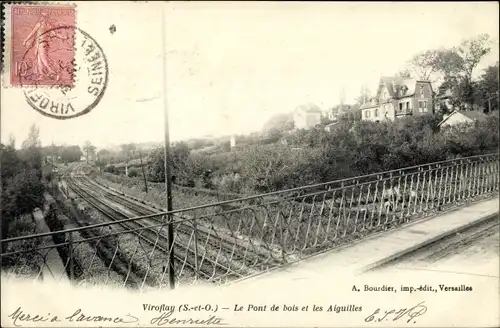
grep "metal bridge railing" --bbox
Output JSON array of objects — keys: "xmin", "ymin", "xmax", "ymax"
[{"xmin": 1, "ymin": 153, "xmax": 498, "ymax": 289}]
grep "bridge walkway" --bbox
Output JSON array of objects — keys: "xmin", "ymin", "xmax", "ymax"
[{"xmin": 228, "ymin": 197, "xmax": 499, "ymax": 288}]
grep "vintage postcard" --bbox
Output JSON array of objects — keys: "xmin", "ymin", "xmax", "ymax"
[{"xmin": 1, "ymin": 1, "xmax": 499, "ymax": 327}]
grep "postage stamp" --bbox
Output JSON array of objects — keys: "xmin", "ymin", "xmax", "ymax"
[
  {"xmin": 4, "ymin": 3, "xmax": 77, "ymax": 88},
  {"xmin": 23, "ymin": 26, "xmax": 109, "ymax": 119},
  {"xmin": 2, "ymin": 3, "xmax": 108, "ymax": 119}
]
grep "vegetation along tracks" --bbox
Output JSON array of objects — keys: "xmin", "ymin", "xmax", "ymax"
[
  {"xmin": 76, "ymin": 177, "xmax": 282, "ymax": 275},
  {"xmin": 67, "ymin": 177, "xmax": 244, "ymax": 283}
]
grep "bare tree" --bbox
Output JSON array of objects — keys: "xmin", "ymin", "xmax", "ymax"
[
  {"xmin": 22, "ymin": 124, "xmax": 41, "ymax": 149},
  {"xmin": 7, "ymin": 134, "xmax": 15, "ymax": 148},
  {"xmin": 396, "ymin": 69, "xmax": 412, "ymax": 78},
  {"xmin": 407, "ymin": 34, "xmax": 493, "ymax": 108},
  {"xmin": 455, "ymin": 33, "xmax": 493, "ymax": 85},
  {"xmin": 355, "ymin": 84, "xmax": 371, "ymax": 105}
]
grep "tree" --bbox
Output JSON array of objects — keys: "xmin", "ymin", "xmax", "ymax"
[
  {"xmin": 475, "ymin": 62, "xmax": 499, "ymax": 112},
  {"xmin": 147, "ymin": 142, "xmax": 191, "ymax": 183},
  {"xmin": 8, "ymin": 134, "xmax": 15, "ymax": 148},
  {"xmin": 447, "ymin": 34, "xmax": 493, "ymax": 108},
  {"xmin": 407, "ymin": 48, "xmax": 460, "ymax": 86},
  {"xmin": 18, "ymin": 124, "xmax": 42, "ymax": 172},
  {"xmin": 61, "ymin": 145, "xmax": 83, "ymax": 163},
  {"xmin": 21, "ymin": 124, "xmax": 41, "ymax": 149},
  {"xmin": 262, "ymin": 113, "xmax": 294, "ymax": 133},
  {"xmin": 97, "ymin": 149, "xmax": 110, "ymax": 164},
  {"xmin": 455, "ymin": 34, "xmax": 493, "ymax": 85},
  {"xmin": 397, "ymin": 69, "xmax": 412, "ymax": 78},
  {"xmin": 409, "ymin": 34, "xmax": 493, "ymax": 109},
  {"xmin": 264, "ymin": 127, "xmax": 284, "ymax": 142},
  {"xmin": 407, "ymin": 49, "xmax": 441, "ymax": 81},
  {"xmin": 1, "ymin": 142, "xmax": 46, "ymax": 251},
  {"xmin": 0, "ymin": 144, "xmax": 22, "ymax": 182},
  {"xmin": 120, "ymin": 143, "xmax": 136, "ymax": 161},
  {"xmin": 355, "ymin": 84, "xmax": 372, "ymax": 105}
]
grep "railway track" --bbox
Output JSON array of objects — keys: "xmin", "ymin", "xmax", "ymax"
[
  {"xmin": 75, "ymin": 177, "xmax": 282, "ymax": 272},
  {"xmin": 53, "ymin": 194, "xmax": 152, "ymax": 288},
  {"xmin": 67, "ymin": 177, "xmax": 246, "ymax": 283}
]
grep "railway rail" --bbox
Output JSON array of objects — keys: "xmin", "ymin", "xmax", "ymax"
[
  {"xmin": 67, "ymin": 178, "xmax": 242, "ymax": 283},
  {"xmin": 75, "ymin": 176, "xmax": 283, "ymax": 270},
  {"xmin": 2, "ymin": 154, "xmax": 498, "ymax": 290}
]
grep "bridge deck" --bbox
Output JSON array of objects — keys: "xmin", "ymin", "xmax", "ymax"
[
  {"xmin": 33, "ymin": 209, "xmax": 69, "ymax": 283},
  {"xmin": 228, "ymin": 197, "xmax": 499, "ymax": 288}
]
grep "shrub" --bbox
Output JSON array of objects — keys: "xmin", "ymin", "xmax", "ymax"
[
  {"xmin": 140, "ymin": 113, "xmax": 499, "ymax": 194},
  {"xmin": 127, "ymin": 168, "xmax": 138, "ymax": 178},
  {"xmin": 104, "ymin": 165, "xmax": 117, "ymax": 174}
]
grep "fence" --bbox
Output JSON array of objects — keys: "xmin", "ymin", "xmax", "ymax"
[{"xmin": 1, "ymin": 153, "xmax": 498, "ymax": 290}]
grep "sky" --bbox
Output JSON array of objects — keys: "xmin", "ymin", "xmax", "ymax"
[{"xmin": 1, "ymin": 1, "xmax": 499, "ymax": 149}]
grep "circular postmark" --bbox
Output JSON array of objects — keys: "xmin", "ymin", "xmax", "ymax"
[{"xmin": 20, "ymin": 26, "xmax": 108, "ymax": 120}]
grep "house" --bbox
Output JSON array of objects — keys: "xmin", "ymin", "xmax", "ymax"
[
  {"xmin": 327, "ymin": 105, "xmax": 350, "ymax": 121},
  {"xmin": 435, "ymin": 88, "xmax": 455, "ymax": 113},
  {"xmin": 361, "ymin": 76, "xmax": 434, "ymax": 122},
  {"xmin": 437, "ymin": 110, "xmax": 487, "ymax": 129},
  {"xmin": 293, "ymin": 104, "xmax": 322, "ymax": 129},
  {"xmin": 230, "ymin": 135, "xmax": 236, "ymax": 149},
  {"xmin": 81, "ymin": 153, "xmax": 96, "ymax": 163},
  {"xmin": 324, "ymin": 120, "xmax": 340, "ymax": 132}
]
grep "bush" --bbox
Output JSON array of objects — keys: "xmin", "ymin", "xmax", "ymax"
[
  {"xmin": 127, "ymin": 168, "xmax": 138, "ymax": 178},
  {"xmin": 140, "ymin": 113, "xmax": 499, "ymax": 194},
  {"xmin": 212, "ymin": 173, "xmax": 244, "ymax": 193},
  {"xmin": 104, "ymin": 165, "xmax": 117, "ymax": 174}
]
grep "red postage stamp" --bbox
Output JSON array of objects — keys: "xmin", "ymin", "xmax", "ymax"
[{"xmin": 5, "ymin": 4, "xmax": 76, "ymax": 87}]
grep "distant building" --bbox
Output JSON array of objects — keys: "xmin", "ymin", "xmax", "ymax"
[
  {"xmin": 324, "ymin": 121, "xmax": 340, "ymax": 132},
  {"xmin": 435, "ymin": 88, "xmax": 455, "ymax": 113},
  {"xmin": 41, "ymin": 162, "xmax": 56, "ymax": 181},
  {"xmin": 361, "ymin": 76, "xmax": 434, "ymax": 122},
  {"xmin": 293, "ymin": 105, "xmax": 322, "ymax": 129},
  {"xmin": 438, "ymin": 110, "xmax": 487, "ymax": 129},
  {"xmin": 230, "ymin": 135, "xmax": 236, "ymax": 149},
  {"xmin": 327, "ymin": 105, "xmax": 350, "ymax": 121},
  {"xmin": 81, "ymin": 154, "xmax": 96, "ymax": 163}
]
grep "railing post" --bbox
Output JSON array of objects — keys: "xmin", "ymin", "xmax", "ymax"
[
  {"xmin": 193, "ymin": 219, "xmax": 200, "ymax": 280},
  {"xmin": 280, "ymin": 212, "xmax": 286, "ymax": 263},
  {"xmin": 68, "ymin": 231, "xmax": 74, "ymax": 281}
]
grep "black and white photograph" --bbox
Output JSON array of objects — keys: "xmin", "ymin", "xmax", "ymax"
[{"xmin": 1, "ymin": 2, "xmax": 499, "ymax": 327}]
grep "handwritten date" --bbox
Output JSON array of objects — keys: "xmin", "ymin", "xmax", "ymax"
[{"xmin": 364, "ymin": 301, "xmax": 428, "ymax": 324}]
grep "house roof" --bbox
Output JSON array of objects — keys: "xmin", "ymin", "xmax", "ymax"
[
  {"xmin": 295, "ymin": 104, "xmax": 322, "ymax": 114},
  {"xmin": 460, "ymin": 110, "xmax": 487, "ymax": 120},
  {"xmin": 436, "ymin": 88, "xmax": 453, "ymax": 99},
  {"xmin": 325, "ymin": 121, "xmax": 339, "ymax": 127},
  {"xmin": 360, "ymin": 102, "xmax": 378, "ymax": 110},
  {"xmin": 438, "ymin": 110, "xmax": 487, "ymax": 127},
  {"xmin": 379, "ymin": 76, "xmax": 431, "ymax": 99}
]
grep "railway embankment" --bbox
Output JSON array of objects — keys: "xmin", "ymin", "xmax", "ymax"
[{"xmin": 32, "ymin": 194, "xmax": 68, "ymax": 283}]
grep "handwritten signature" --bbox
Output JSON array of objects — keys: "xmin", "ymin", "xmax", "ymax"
[
  {"xmin": 150, "ymin": 311, "xmax": 225, "ymax": 326},
  {"xmin": 364, "ymin": 301, "xmax": 428, "ymax": 324},
  {"xmin": 8, "ymin": 307, "xmax": 139, "ymax": 327}
]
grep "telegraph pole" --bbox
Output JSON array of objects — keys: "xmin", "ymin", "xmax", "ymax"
[
  {"xmin": 139, "ymin": 150, "xmax": 149, "ymax": 193},
  {"xmin": 162, "ymin": 4, "xmax": 175, "ymax": 290}
]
